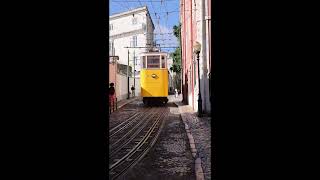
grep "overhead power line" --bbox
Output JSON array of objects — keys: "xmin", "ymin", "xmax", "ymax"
[
  {"xmin": 124, "ymin": 46, "xmax": 179, "ymax": 48},
  {"xmin": 110, "ymin": 0, "xmax": 181, "ymax": 49},
  {"xmin": 113, "ymin": 0, "xmax": 176, "ymax": 2}
]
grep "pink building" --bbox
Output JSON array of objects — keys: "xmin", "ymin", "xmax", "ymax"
[
  {"xmin": 109, "ymin": 59, "xmax": 117, "ymax": 97},
  {"xmin": 180, "ymin": 0, "xmax": 211, "ymax": 114}
]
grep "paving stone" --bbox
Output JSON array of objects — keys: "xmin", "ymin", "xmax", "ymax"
[
  {"xmin": 124, "ymin": 101, "xmax": 195, "ymax": 180},
  {"xmin": 175, "ymin": 100, "xmax": 213, "ymax": 180}
]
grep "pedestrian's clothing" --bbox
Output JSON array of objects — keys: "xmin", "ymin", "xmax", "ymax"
[
  {"xmin": 131, "ymin": 86, "xmax": 135, "ymax": 97},
  {"xmin": 175, "ymin": 89, "xmax": 178, "ymax": 98},
  {"xmin": 109, "ymin": 86, "xmax": 115, "ymax": 96},
  {"xmin": 109, "ymin": 86, "xmax": 116, "ymax": 107},
  {"xmin": 109, "ymin": 95, "xmax": 115, "ymax": 106}
]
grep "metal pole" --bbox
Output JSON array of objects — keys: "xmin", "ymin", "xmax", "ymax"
[
  {"xmin": 197, "ymin": 52, "xmax": 202, "ymax": 117},
  {"xmin": 127, "ymin": 49, "xmax": 130, "ymax": 99},
  {"xmin": 133, "ymin": 50, "xmax": 135, "ymax": 97},
  {"xmin": 115, "ymin": 57, "xmax": 117, "ymax": 105},
  {"xmin": 180, "ymin": 27, "xmax": 183, "ymax": 102}
]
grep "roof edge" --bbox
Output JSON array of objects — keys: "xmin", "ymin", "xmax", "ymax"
[
  {"xmin": 110, "ymin": 6, "xmax": 155, "ymax": 30},
  {"xmin": 110, "ymin": 6, "xmax": 147, "ymax": 19}
]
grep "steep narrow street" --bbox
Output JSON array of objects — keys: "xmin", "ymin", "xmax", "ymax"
[
  {"xmin": 108, "ymin": 95, "xmax": 213, "ymax": 180},
  {"xmin": 109, "ymin": 1, "xmax": 213, "ymax": 179},
  {"xmin": 124, "ymin": 101, "xmax": 196, "ymax": 180}
]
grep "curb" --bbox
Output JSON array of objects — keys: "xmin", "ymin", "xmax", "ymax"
[{"xmin": 174, "ymin": 102, "xmax": 205, "ymax": 180}]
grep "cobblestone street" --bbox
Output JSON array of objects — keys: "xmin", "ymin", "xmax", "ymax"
[
  {"xmin": 108, "ymin": 95, "xmax": 213, "ymax": 180},
  {"xmin": 125, "ymin": 101, "xmax": 195, "ymax": 180}
]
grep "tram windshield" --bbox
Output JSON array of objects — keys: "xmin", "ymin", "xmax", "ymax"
[
  {"xmin": 141, "ymin": 54, "xmax": 167, "ymax": 69},
  {"xmin": 147, "ymin": 56, "xmax": 160, "ymax": 68}
]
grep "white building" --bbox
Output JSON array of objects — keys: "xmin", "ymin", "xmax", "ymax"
[
  {"xmin": 109, "ymin": 6, "xmax": 155, "ymax": 73},
  {"xmin": 109, "ymin": 6, "xmax": 155, "ymax": 100}
]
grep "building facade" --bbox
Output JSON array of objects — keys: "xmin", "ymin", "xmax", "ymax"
[
  {"xmin": 167, "ymin": 56, "xmax": 174, "ymax": 93},
  {"xmin": 110, "ymin": 6, "xmax": 155, "ymax": 72},
  {"xmin": 109, "ymin": 6, "xmax": 155, "ymax": 100},
  {"xmin": 180, "ymin": 0, "xmax": 211, "ymax": 114}
]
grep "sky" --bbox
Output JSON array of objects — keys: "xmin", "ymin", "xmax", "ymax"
[{"xmin": 109, "ymin": 0, "xmax": 180, "ymax": 53}]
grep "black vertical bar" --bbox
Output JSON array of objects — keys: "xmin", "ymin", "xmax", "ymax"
[
  {"xmin": 197, "ymin": 53, "xmax": 202, "ymax": 117},
  {"xmin": 127, "ymin": 49, "xmax": 130, "ymax": 99}
]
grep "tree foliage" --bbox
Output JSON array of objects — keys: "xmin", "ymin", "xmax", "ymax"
[
  {"xmin": 170, "ymin": 23, "xmax": 182, "ymax": 73},
  {"xmin": 173, "ymin": 24, "xmax": 181, "ymax": 41}
]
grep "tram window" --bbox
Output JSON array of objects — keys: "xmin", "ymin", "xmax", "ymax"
[
  {"xmin": 161, "ymin": 56, "xmax": 165, "ymax": 68},
  {"xmin": 142, "ymin": 56, "xmax": 146, "ymax": 68},
  {"xmin": 147, "ymin": 56, "xmax": 160, "ymax": 68}
]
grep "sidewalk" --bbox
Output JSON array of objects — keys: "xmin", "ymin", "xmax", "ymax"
[
  {"xmin": 116, "ymin": 96, "xmax": 140, "ymax": 109},
  {"xmin": 173, "ymin": 95, "xmax": 214, "ymax": 180}
]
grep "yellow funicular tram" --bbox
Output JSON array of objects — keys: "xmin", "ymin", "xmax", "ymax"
[{"xmin": 140, "ymin": 51, "xmax": 169, "ymax": 105}]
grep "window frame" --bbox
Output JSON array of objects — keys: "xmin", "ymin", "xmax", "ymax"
[
  {"xmin": 141, "ymin": 54, "xmax": 167, "ymax": 69},
  {"xmin": 131, "ymin": 36, "xmax": 137, "ymax": 47},
  {"xmin": 161, "ymin": 55, "xmax": 166, "ymax": 69},
  {"xmin": 146, "ymin": 55, "xmax": 160, "ymax": 69},
  {"xmin": 142, "ymin": 56, "xmax": 146, "ymax": 69}
]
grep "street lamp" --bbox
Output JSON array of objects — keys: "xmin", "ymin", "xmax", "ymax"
[{"xmin": 193, "ymin": 41, "xmax": 202, "ymax": 117}]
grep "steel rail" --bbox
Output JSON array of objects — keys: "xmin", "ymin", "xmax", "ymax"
[
  {"xmin": 109, "ymin": 107, "xmax": 168, "ymax": 179},
  {"xmin": 109, "ymin": 107, "xmax": 161, "ymax": 156},
  {"xmin": 109, "ymin": 107, "xmax": 151, "ymax": 137}
]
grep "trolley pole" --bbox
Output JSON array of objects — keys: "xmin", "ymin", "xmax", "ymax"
[{"xmin": 127, "ymin": 49, "xmax": 130, "ymax": 99}]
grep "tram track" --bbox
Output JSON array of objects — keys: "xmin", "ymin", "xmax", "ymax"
[
  {"xmin": 109, "ymin": 108, "xmax": 161, "ymax": 155},
  {"xmin": 109, "ymin": 107, "xmax": 152, "ymax": 138},
  {"xmin": 109, "ymin": 105, "xmax": 147, "ymax": 131},
  {"xmin": 109, "ymin": 106, "xmax": 168, "ymax": 180}
]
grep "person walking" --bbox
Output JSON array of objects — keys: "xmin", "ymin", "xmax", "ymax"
[
  {"xmin": 175, "ymin": 88, "xmax": 178, "ymax": 98},
  {"xmin": 109, "ymin": 83, "xmax": 116, "ymax": 111},
  {"xmin": 131, "ymin": 85, "xmax": 135, "ymax": 97}
]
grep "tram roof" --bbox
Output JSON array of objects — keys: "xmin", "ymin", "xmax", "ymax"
[{"xmin": 139, "ymin": 52, "xmax": 168, "ymax": 56}]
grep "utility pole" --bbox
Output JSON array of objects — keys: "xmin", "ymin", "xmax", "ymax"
[
  {"xmin": 127, "ymin": 49, "xmax": 130, "ymax": 99},
  {"xmin": 133, "ymin": 50, "xmax": 135, "ymax": 92}
]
